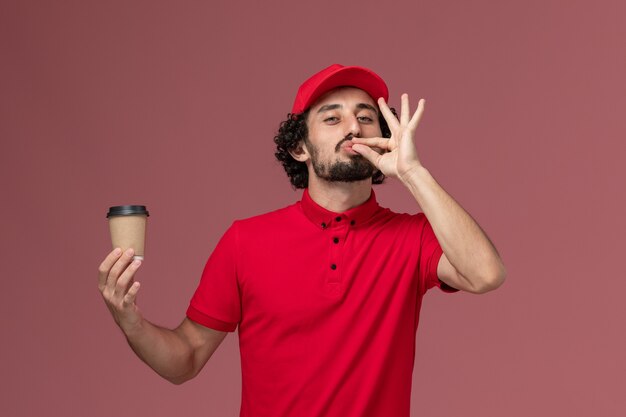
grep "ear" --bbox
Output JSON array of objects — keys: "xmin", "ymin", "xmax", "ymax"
[{"xmin": 288, "ymin": 141, "xmax": 310, "ymax": 162}]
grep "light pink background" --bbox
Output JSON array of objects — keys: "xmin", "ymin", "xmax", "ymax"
[{"xmin": 2, "ymin": 1, "xmax": 625, "ymax": 416}]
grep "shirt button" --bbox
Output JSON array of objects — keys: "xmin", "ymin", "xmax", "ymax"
[
  {"xmin": 350, "ymin": 220, "xmax": 356, "ymax": 226},
  {"xmin": 335, "ymin": 216, "xmax": 342, "ymax": 222},
  {"xmin": 330, "ymin": 264, "xmax": 337, "ymax": 270},
  {"xmin": 321, "ymin": 222, "xmax": 327, "ymax": 229},
  {"xmin": 333, "ymin": 237, "xmax": 339, "ymax": 244}
]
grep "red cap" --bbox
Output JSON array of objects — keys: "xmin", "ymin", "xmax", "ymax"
[{"xmin": 291, "ymin": 64, "xmax": 389, "ymax": 114}]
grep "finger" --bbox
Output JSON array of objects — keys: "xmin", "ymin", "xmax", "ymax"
[
  {"xmin": 98, "ymin": 248, "xmax": 123, "ymax": 291},
  {"xmin": 106, "ymin": 248, "xmax": 135, "ymax": 290},
  {"xmin": 408, "ymin": 99, "xmax": 425, "ymax": 130},
  {"xmin": 400, "ymin": 94, "xmax": 410, "ymax": 125},
  {"xmin": 114, "ymin": 259, "xmax": 142, "ymax": 298},
  {"xmin": 351, "ymin": 143, "xmax": 382, "ymax": 166},
  {"xmin": 123, "ymin": 282, "xmax": 141, "ymax": 306},
  {"xmin": 377, "ymin": 97, "xmax": 400, "ymax": 131},
  {"xmin": 351, "ymin": 137, "xmax": 392, "ymax": 150}
]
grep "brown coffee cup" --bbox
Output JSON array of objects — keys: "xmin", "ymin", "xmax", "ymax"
[{"xmin": 106, "ymin": 205, "xmax": 150, "ymax": 261}]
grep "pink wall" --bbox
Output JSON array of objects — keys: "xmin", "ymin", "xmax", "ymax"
[{"xmin": 2, "ymin": 0, "xmax": 625, "ymax": 416}]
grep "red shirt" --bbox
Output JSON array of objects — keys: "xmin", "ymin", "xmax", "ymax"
[{"xmin": 187, "ymin": 188, "xmax": 457, "ymax": 417}]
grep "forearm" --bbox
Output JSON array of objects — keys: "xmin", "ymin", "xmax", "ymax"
[
  {"xmin": 401, "ymin": 166, "xmax": 506, "ymax": 287},
  {"xmin": 123, "ymin": 319, "xmax": 195, "ymax": 384}
]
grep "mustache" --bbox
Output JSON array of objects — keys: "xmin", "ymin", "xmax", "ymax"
[{"xmin": 335, "ymin": 133, "xmax": 358, "ymax": 152}]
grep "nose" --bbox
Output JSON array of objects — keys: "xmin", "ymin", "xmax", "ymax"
[{"xmin": 346, "ymin": 114, "xmax": 361, "ymax": 138}]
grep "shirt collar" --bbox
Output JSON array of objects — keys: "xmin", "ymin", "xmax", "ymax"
[{"xmin": 299, "ymin": 187, "xmax": 381, "ymax": 229}]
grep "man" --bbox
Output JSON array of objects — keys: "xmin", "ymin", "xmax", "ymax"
[{"xmin": 98, "ymin": 64, "xmax": 506, "ymax": 417}]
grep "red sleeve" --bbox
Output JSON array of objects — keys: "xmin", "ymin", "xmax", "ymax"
[
  {"xmin": 186, "ymin": 222, "xmax": 242, "ymax": 332},
  {"xmin": 419, "ymin": 215, "xmax": 459, "ymax": 294}
]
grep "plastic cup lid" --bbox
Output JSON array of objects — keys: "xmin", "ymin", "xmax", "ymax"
[{"xmin": 106, "ymin": 205, "xmax": 150, "ymax": 218}]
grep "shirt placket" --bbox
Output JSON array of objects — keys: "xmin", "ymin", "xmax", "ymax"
[{"xmin": 326, "ymin": 214, "xmax": 353, "ymax": 287}]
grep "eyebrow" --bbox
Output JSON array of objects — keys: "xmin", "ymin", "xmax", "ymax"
[{"xmin": 316, "ymin": 103, "xmax": 379, "ymax": 115}]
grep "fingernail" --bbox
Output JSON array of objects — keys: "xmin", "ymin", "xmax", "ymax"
[
  {"xmin": 133, "ymin": 260, "xmax": 142, "ymax": 267},
  {"xmin": 125, "ymin": 248, "xmax": 134, "ymax": 256},
  {"xmin": 113, "ymin": 248, "xmax": 121, "ymax": 256}
]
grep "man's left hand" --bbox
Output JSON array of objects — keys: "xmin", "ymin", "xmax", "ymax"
[{"xmin": 351, "ymin": 94, "xmax": 425, "ymax": 182}]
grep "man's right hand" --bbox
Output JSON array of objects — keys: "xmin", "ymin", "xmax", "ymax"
[
  {"xmin": 98, "ymin": 248, "xmax": 144, "ymax": 334},
  {"xmin": 96, "ymin": 247, "xmax": 229, "ymax": 384}
]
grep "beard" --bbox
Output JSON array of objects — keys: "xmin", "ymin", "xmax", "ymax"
[{"xmin": 306, "ymin": 137, "xmax": 376, "ymax": 182}]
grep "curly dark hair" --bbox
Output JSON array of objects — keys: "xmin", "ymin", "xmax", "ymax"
[{"xmin": 273, "ymin": 106, "xmax": 398, "ymax": 189}]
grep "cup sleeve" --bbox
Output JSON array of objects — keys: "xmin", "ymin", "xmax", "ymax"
[
  {"xmin": 187, "ymin": 222, "xmax": 242, "ymax": 332},
  {"xmin": 419, "ymin": 215, "xmax": 459, "ymax": 294}
]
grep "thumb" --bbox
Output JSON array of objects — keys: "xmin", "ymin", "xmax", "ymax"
[{"xmin": 352, "ymin": 144, "xmax": 381, "ymax": 167}]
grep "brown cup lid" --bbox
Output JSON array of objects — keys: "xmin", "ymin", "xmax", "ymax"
[{"xmin": 106, "ymin": 205, "xmax": 150, "ymax": 218}]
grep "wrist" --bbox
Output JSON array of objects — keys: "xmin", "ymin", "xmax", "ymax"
[
  {"xmin": 400, "ymin": 164, "xmax": 430, "ymax": 188},
  {"xmin": 120, "ymin": 315, "xmax": 145, "ymax": 339}
]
